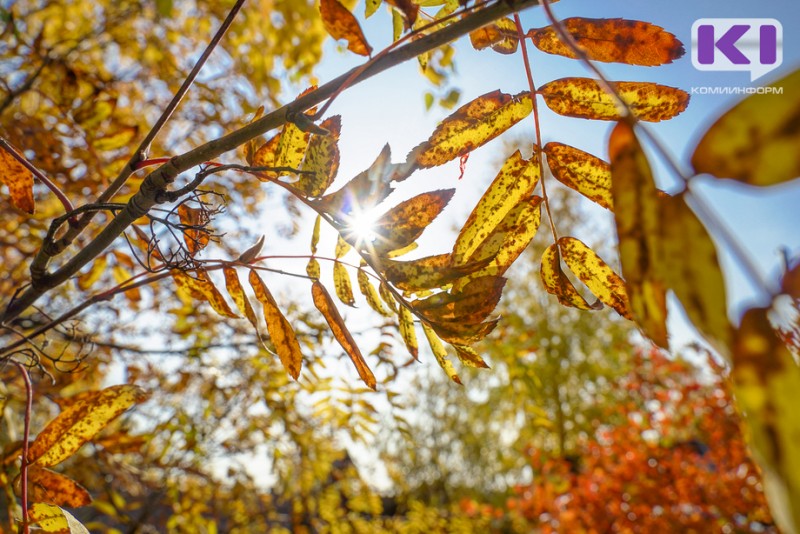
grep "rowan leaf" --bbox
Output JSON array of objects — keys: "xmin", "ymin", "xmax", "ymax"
[
  {"xmin": 659, "ymin": 195, "xmax": 731, "ymax": 350},
  {"xmin": 419, "ymin": 323, "xmax": 459, "ymax": 384},
  {"xmin": 25, "ymin": 465, "xmax": 92, "ymax": 508},
  {"xmin": 28, "ymin": 385, "xmax": 147, "ymax": 467},
  {"xmin": 319, "ymin": 0, "xmax": 372, "ymax": 56},
  {"xmin": 469, "ymin": 16, "xmax": 518, "ymax": 55},
  {"xmin": 539, "ymin": 78, "xmax": 689, "ymax": 122},
  {"xmin": 692, "ymin": 69, "xmax": 800, "ymax": 186},
  {"xmin": 311, "ymin": 215, "xmax": 322, "ymax": 255},
  {"xmin": 112, "ymin": 264, "xmax": 141, "ymax": 303},
  {"xmin": 223, "ymin": 267, "xmax": 258, "ymax": 329},
  {"xmin": 92, "ymin": 126, "xmax": 137, "ymax": 151},
  {"xmin": 544, "ymin": 142, "xmax": 612, "ymax": 210},
  {"xmin": 379, "ymin": 281, "xmax": 399, "ymax": 313},
  {"xmin": 0, "ymin": 143, "xmax": 35, "ymax": 213},
  {"xmin": 430, "ymin": 318, "xmax": 499, "ymax": 346},
  {"xmin": 311, "ymin": 281, "xmax": 376, "ymax": 389},
  {"xmin": 370, "ymin": 189, "xmax": 455, "ymax": 254},
  {"xmin": 528, "ymin": 18, "xmax": 684, "ymax": 66},
  {"xmin": 297, "ymin": 115, "xmax": 341, "ymax": 197},
  {"xmin": 414, "ymin": 275, "xmax": 505, "ymax": 326},
  {"xmin": 540, "ymin": 243, "xmax": 598, "ymax": 310},
  {"xmin": 333, "ymin": 262, "xmax": 356, "ymax": 306},
  {"xmin": 452, "ymin": 150, "xmax": 540, "ymax": 265},
  {"xmin": 249, "ymin": 270, "xmax": 303, "ymax": 379},
  {"xmin": 558, "ymin": 236, "xmax": 632, "ymax": 319},
  {"xmin": 306, "ymin": 258, "xmax": 321, "ymax": 280},
  {"xmin": 385, "ymin": 0, "xmax": 419, "ymax": 28},
  {"xmin": 177, "ymin": 204, "xmax": 210, "ymax": 255},
  {"xmin": 609, "ymin": 121, "xmax": 668, "ymax": 347},
  {"xmin": 365, "ymin": 0, "xmax": 381, "ymax": 18},
  {"xmin": 77, "ymin": 255, "xmax": 108, "ymax": 291},
  {"xmin": 274, "ymin": 121, "xmax": 311, "ymax": 178},
  {"xmin": 384, "ymin": 253, "xmax": 490, "ymax": 293},
  {"xmin": 252, "ymin": 132, "xmax": 281, "ymax": 181},
  {"xmin": 414, "ymin": 90, "xmax": 532, "ymax": 168},
  {"xmin": 27, "ymin": 503, "xmax": 89, "ymax": 534},
  {"xmin": 171, "ymin": 269, "xmax": 239, "ymax": 319},
  {"xmin": 335, "ymin": 234, "xmax": 351, "ymax": 258},
  {"xmin": 357, "ymin": 264, "xmax": 390, "ymax": 316},
  {"xmin": 398, "ymin": 305, "xmax": 419, "ymax": 360},
  {"xmin": 452, "ymin": 344, "xmax": 489, "ymax": 369}
]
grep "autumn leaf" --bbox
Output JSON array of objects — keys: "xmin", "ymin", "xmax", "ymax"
[
  {"xmin": 297, "ymin": 115, "xmax": 342, "ymax": 197},
  {"xmin": 112, "ymin": 264, "xmax": 141, "ymax": 303},
  {"xmin": 398, "ymin": 305, "xmax": 419, "ymax": 360},
  {"xmin": 252, "ymin": 132, "xmax": 281, "ymax": 180},
  {"xmin": 249, "ymin": 270, "xmax": 303, "ymax": 379},
  {"xmin": 544, "ymin": 142, "xmax": 612, "ymax": 210},
  {"xmin": 384, "ymin": 253, "xmax": 490, "ymax": 293},
  {"xmin": 306, "ymin": 257, "xmax": 321, "ymax": 280},
  {"xmin": 27, "ymin": 385, "xmax": 148, "ymax": 467},
  {"xmin": 171, "ymin": 269, "xmax": 239, "ymax": 319},
  {"xmin": 692, "ymin": 68, "xmax": 800, "ymax": 186},
  {"xmin": 452, "ymin": 150, "xmax": 539, "ymax": 265},
  {"xmin": 177, "ymin": 204, "xmax": 210, "ymax": 255},
  {"xmin": 430, "ymin": 318, "xmax": 499, "ymax": 346},
  {"xmin": 452, "ymin": 344, "xmax": 489, "ymax": 369},
  {"xmin": 370, "ymin": 189, "xmax": 455, "ymax": 254},
  {"xmin": 223, "ymin": 267, "xmax": 258, "ymax": 329},
  {"xmin": 333, "ymin": 262, "xmax": 356, "ymax": 306},
  {"xmin": 311, "ymin": 281, "xmax": 377, "ymax": 389},
  {"xmin": 0, "ymin": 142, "xmax": 35, "ymax": 213},
  {"xmin": 25, "ymin": 465, "xmax": 92, "ymax": 508},
  {"xmin": 609, "ymin": 121, "xmax": 668, "ymax": 347},
  {"xmin": 558, "ymin": 236, "xmax": 632, "ymax": 319},
  {"xmin": 469, "ymin": 16, "xmax": 518, "ymax": 54},
  {"xmin": 357, "ymin": 263, "xmax": 390, "ymax": 316},
  {"xmin": 540, "ymin": 243, "xmax": 599, "ymax": 310},
  {"xmin": 659, "ymin": 195, "xmax": 731, "ymax": 350},
  {"xmin": 415, "ymin": 276, "xmax": 506, "ymax": 327},
  {"xmin": 385, "ymin": 0, "xmax": 418, "ymax": 29},
  {"xmin": 27, "ymin": 503, "xmax": 89, "ymax": 534},
  {"xmin": 311, "ymin": 215, "xmax": 322, "ymax": 255},
  {"xmin": 414, "ymin": 90, "xmax": 532, "ymax": 168},
  {"xmin": 77, "ymin": 255, "xmax": 108, "ymax": 291},
  {"xmin": 319, "ymin": 0, "xmax": 372, "ymax": 56},
  {"xmin": 539, "ymin": 78, "xmax": 689, "ymax": 122},
  {"xmin": 422, "ymin": 323, "xmax": 461, "ymax": 384},
  {"xmin": 92, "ymin": 125, "xmax": 137, "ymax": 151},
  {"xmin": 528, "ymin": 18, "xmax": 685, "ymax": 66}
]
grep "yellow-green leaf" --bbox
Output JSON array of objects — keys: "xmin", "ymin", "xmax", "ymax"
[
  {"xmin": 540, "ymin": 243, "xmax": 598, "ymax": 310},
  {"xmin": 422, "ymin": 323, "xmax": 461, "ymax": 384},
  {"xmin": 452, "ymin": 150, "xmax": 540, "ymax": 265},
  {"xmin": 692, "ymin": 68, "xmax": 800, "ymax": 186},
  {"xmin": 171, "ymin": 269, "xmax": 239, "ymax": 319},
  {"xmin": 249, "ymin": 270, "xmax": 303, "ymax": 379},
  {"xmin": 370, "ymin": 189, "xmax": 455, "ymax": 254},
  {"xmin": 539, "ymin": 78, "xmax": 689, "ymax": 122},
  {"xmin": 28, "ymin": 385, "xmax": 147, "ymax": 467},
  {"xmin": 544, "ymin": 142, "xmax": 612, "ymax": 210},
  {"xmin": 311, "ymin": 215, "xmax": 322, "ymax": 255},
  {"xmin": 92, "ymin": 126, "xmax": 137, "ymax": 151},
  {"xmin": 609, "ymin": 121, "xmax": 668, "ymax": 347},
  {"xmin": 0, "ymin": 143, "xmax": 35, "ymax": 213},
  {"xmin": 558, "ymin": 236, "xmax": 632, "ymax": 319},
  {"xmin": 528, "ymin": 17, "xmax": 685, "ymax": 66},
  {"xmin": 414, "ymin": 90, "xmax": 532, "ymax": 168},
  {"xmin": 365, "ymin": 0, "xmax": 381, "ymax": 18},
  {"xmin": 297, "ymin": 115, "xmax": 341, "ymax": 196},
  {"xmin": 223, "ymin": 267, "xmax": 258, "ymax": 329},
  {"xmin": 398, "ymin": 305, "xmax": 419, "ymax": 360},
  {"xmin": 28, "ymin": 503, "xmax": 89, "ymax": 534},
  {"xmin": 333, "ymin": 262, "xmax": 356, "ymax": 306},
  {"xmin": 26, "ymin": 465, "xmax": 92, "ymax": 508},
  {"xmin": 357, "ymin": 263, "xmax": 390, "ymax": 316},
  {"xmin": 312, "ymin": 281, "xmax": 376, "ymax": 389}
]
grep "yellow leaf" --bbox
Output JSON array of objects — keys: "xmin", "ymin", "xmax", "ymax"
[
  {"xmin": 431, "ymin": 318, "xmax": 499, "ymax": 346},
  {"xmin": 540, "ymin": 243, "xmax": 598, "ymax": 310},
  {"xmin": 422, "ymin": 323, "xmax": 461, "ymax": 384},
  {"xmin": 384, "ymin": 253, "xmax": 489, "ymax": 293},
  {"xmin": 92, "ymin": 126, "xmax": 138, "ymax": 151},
  {"xmin": 297, "ymin": 115, "xmax": 341, "ymax": 197},
  {"xmin": 379, "ymin": 281, "xmax": 399, "ymax": 313},
  {"xmin": 659, "ymin": 195, "xmax": 731, "ymax": 350},
  {"xmin": 77, "ymin": 255, "xmax": 108, "ymax": 291},
  {"xmin": 274, "ymin": 118, "xmax": 311, "ymax": 178},
  {"xmin": 452, "ymin": 344, "xmax": 489, "ymax": 368},
  {"xmin": 357, "ymin": 263, "xmax": 390, "ymax": 316},
  {"xmin": 558, "ymin": 236, "xmax": 632, "ymax": 319},
  {"xmin": 26, "ymin": 465, "xmax": 92, "ymax": 508},
  {"xmin": 452, "ymin": 150, "xmax": 540, "ymax": 265},
  {"xmin": 249, "ymin": 270, "xmax": 303, "ymax": 379},
  {"xmin": 311, "ymin": 281, "xmax": 377, "ymax": 389},
  {"xmin": 335, "ymin": 234, "xmax": 351, "ymax": 258},
  {"xmin": 414, "ymin": 276, "xmax": 505, "ymax": 326},
  {"xmin": 28, "ymin": 503, "xmax": 89, "ymax": 534},
  {"xmin": 414, "ymin": 90, "xmax": 532, "ymax": 168},
  {"xmin": 306, "ymin": 258, "xmax": 321, "ymax": 280},
  {"xmin": 171, "ymin": 269, "xmax": 238, "ymax": 319},
  {"xmin": 539, "ymin": 78, "xmax": 689, "ymax": 122},
  {"xmin": 223, "ymin": 267, "xmax": 258, "ymax": 329},
  {"xmin": 692, "ymin": 68, "xmax": 800, "ymax": 186},
  {"xmin": 177, "ymin": 204, "xmax": 210, "ymax": 255},
  {"xmin": 544, "ymin": 142, "xmax": 612, "ymax": 210},
  {"xmin": 365, "ymin": 0, "xmax": 381, "ymax": 18},
  {"xmin": 469, "ymin": 16, "xmax": 518, "ymax": 54},
  {"xmin": 252, "ymin": 132, "xmax": 281, "ymax": 181},
  {"xmin": 319, "ymin": 0, "xmax": 373, "ymax": 56},
  {"xmin": 528, "ymin": 17, "xmax": 685, "ymax": 66},
  {"xmin": 333, "ymin": 262, "xmax": 355, "ymax": 306},
  {"xmin": 609, "ymin": 121, "xmax": 668, "ymax": 347},
  {"xmin": 398, "ymin": 305, "xmax": 419, "ymax": 360},
  {"xmin": 370, "ymin": 189, "xmax": 454, "ymax": 254},
  {"xmin": 311, "ymin": 215, "xmax": 321, "ymax": 255},
  {"xmin": 112, "ymin": 264, "xmax": 141, "ymax": 303},
  {"xmin": 0, "ymin": 143, "xmax": 35, "ymax": 213},
  {"xmin": 28, "ymin": 385, "xmax": 147, "ymax": 467}
]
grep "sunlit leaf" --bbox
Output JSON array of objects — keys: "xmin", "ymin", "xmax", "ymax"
[
  {"xmin": 274, "ymin": 120, "xmax": 311, "ymax": 178},
  {"xmin": 357, "ymin": 263, "xmax": 390, "ymax": 316},
  {"xmin": 335, "ymin": 234, "xmax": 351, "ymax": 258},
  {"xmin": 539, "ymin": 78, "xmax": 689, "ymax": 122},
  {"xmin": 452, "ymin": 150, "xmax": 540, "ymax": 265},
  {"xmin": 452, "ymin": 344, "xmax": 489, "ymax": 369},
  {"xmin": 384, "ymin": 253, "xmax": 490, "ymax": 293},
  {"xmin": 365, "ymin": 0, "xmax": 381, "ymax": 18},
  {"xmin": 692, "ymin": 69, "xmax": 800, "ymax": 186},
  {"xmin": 27, "ymin": 503, "xmax": 89, "ymax": 534},
  {"xmin": 112, "ymin": 264, "xmax": 141, "ymax": 303},
  {"xmin": 223, "ymin": 267, "xmax": 258, "ymax": 329},
  {"xmin": 333, "ymin": 262, "xmax": 356, "ymax": 306},
  {"xmin": 171, "ymin": 269, "xmax": 239, "ymax": 319},
  {"xmin": 370, "ymin": 189, "xmax": 454, "ymax": 254},
  {"xmin": 528, "ymin": 18, "xmax": 685, "ymax": 66},
  {"xmin": 379, "ymin": 281, "xmax": 399, "ymax": 313},
  {"xmin": 319, "ymin": 0, "xmax": 373, "ymax": 56},
  {"xmin": 398, "ymin": 305, "xmax": 419, "ymax": 360},
  {"xmin": 77, "ymin": 255, "xmax": 108, "ymax": 291},
  {"xmin": 431, "ymin": 318, "xmax": 499, "ymax": 346},
  {"xmin": 177, "ymin": 204, "xmax": 210, "ymax": 255},
  {"xmin": 0, "ymin": 143, "xmax": 35, "ymax": 213},
  {"xmin": 25, "ymin": 465, "xmax": 92, "ymax": 508},
  {"xmin": 252, "ymin": 132, "xmax": 281, "ymax": 181},
  {"xmin": 92, "ymin": 126, "xmax": 137, "ymax": 151},
  {"xmin": 298, "ymin": 115, "xmax": 341, "ymax": 197},
  {"xmin": 311, "ymin": 215, "xmax": 321, "ymax": 255},
  {"xmin": 469, "ymin": 16, "xmax": 518, "ymax": 54},
  {"xmin": 540, "ymin": 243, "xmax": 598, "ymax": 310},
  {"xmin": 558, "ymin": 236, "xmax": 632, "ymax": 319},
  {"xmin": 609, "ymin": 121, "xmax": 668, "ymax": 347},
  {"xmin": 414, "ymin": 90, "xmax": 532, "ymax": 168},
  {"xmin": 422, "ymin": 323, "xmax": 461, "ymax": 384},
  {"xmin": 249, "ymin": 270, "xmax": 304, "ymax": 379},
  {"xmin": 414, "ymin": 275, "xmax": 505, "ymax": 326},
  {"xmin": 385, "ymin": 0, "xmax": 418, "ymax": 29},
  {"xmin": 544, "ymin": 142, "xmax": 612, "ymax": 210},
  {"xmin": 659, "ymin": 195, "xmax": 731, "ymax": 350},
  {"xmin": 306, "ymin": 257, "xmax": 321, "ymax": 280},
  {"xmin": 312, "ymin": 281, "xmax": 377, "ymax": 389},
  {"xmin": 28, "ymin": 385, "xmax": 147, "ymax": 467}
]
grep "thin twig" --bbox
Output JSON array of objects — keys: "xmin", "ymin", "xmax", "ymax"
[{"xmin": 10, "ymin": 361, "xmax": 32, "ymax": 534}]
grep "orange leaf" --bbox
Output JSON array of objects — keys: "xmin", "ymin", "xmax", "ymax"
[
  {"xmin": 528, "ymin": 17, "xmax": 684, "ymax": 66},
  {"xmin": 319, "ymin": 0, "xmax": 373, "ymax": 56},
  {"xmin": 369, "ymin": 189, "xmax": 455, "ymax": 254},
  {"xmin": 249, "ymin": 270, "xmax": 303, "ymax": 379},
  {"xmin": 177, "ymin": 204, "xmax": 210, "ymax": 255},
  {"xmin": 539, "ymin": 78, "xmax": 689, "ymax": 122},
  {"xmin": 223, "ymin": 267, "xmax": 258, "ymax": 329},
  {"xmin": 469, "ymin": 16, "xmax": 518, "ymax": 55},
  {"xmin": 25, "ymin": 465, "xmax": 92, "ymax": 508},
  {"xmin": 171, "ymin": 269, "xmax": 238, "ymax": 319},
  {"xmin": 0, "ymin": 143, "xmax": 35, "ymax": 213},
  {"xmin": 311, "ymin": 281, "xmax": 376, "ymax": 389}
]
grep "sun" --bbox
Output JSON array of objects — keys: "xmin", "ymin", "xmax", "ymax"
[{"xmin": 342, "ymin": 205, "xmax": 382, "ymax": 249}]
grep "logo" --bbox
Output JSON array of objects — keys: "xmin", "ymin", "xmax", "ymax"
[{"xmin": 691, "ymin": 18, "xmax": 782, "ymax": 82}]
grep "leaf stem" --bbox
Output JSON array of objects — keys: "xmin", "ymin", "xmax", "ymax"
[{"xmin": 11, "ymin": 361, "xmax": 32, "ymax": 534}]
